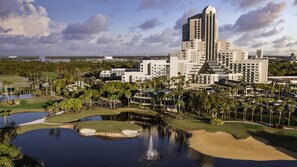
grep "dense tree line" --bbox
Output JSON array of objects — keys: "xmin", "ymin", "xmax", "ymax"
[
  {"xmin": 269, "ymin": 60, "xmax": 297, "ymax": 76},
  {"xmin": 0, "ymin": 59, "xmax": 137, "ymax": 76}
]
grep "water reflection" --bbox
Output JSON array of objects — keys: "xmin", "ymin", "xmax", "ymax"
[
  {"xmin": 0, "ymin": 112, "xmax": 48, "ymax": 127},
  {"xmin": 10, "ymin": 111, "xmax": 297, "ymax": 167}
]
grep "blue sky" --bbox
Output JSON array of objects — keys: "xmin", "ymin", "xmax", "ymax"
[{"xmin": 0, "ymin": 0, "xmax": 296, "ymax": 56}]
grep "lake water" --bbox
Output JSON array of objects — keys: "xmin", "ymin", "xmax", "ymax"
[
  {"xmin": 9, "ymin": 112, "xmax": 297, "ymax": 167},
  {"xmin": 0, "ymin": 112, "xmax": 48, "ymax": 127},
  {"xmin": 11, "ymin": 126, "xmax": 297, "ymax": 167},
  {"xmin": 0, "ymin": 94, "xmax": 34, "ymax": 102}
]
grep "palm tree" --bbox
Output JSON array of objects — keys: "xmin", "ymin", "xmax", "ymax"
[
  {"xmin": 287, "ymin": 101, "xmax": 295, "ymax": 127},
  {"xmin": 268, "ymin": 105, "xmax": 274, "ymax": 125},
  {"xmin": 259, "ymin": 106, "xmax": 264, "ymax": 123},
  {"xmin": 276, "ymin": 105, "xmax": 284, "ymax": 125},
  {"xmin": 1, "ymin": 110, "xmax": 11, "ymax": 126},
  {"xmin": 242, "ymin": 101, "xmax": 249, "ymax": 121},
  {"xmin": 251, "ymin": 105, "xmax": 257, "ymax": 122}
]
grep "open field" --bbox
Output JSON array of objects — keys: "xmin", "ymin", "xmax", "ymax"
[
  {"xmin": 0, "ymin": 75, "xmax": 30, "ymax": 87},
  {"xmin": 45, "ymin": 107, "xmax": 157, "ymax": 123},
  {"xmin": 75, "ymin": 120, "xmax": 141, "ymax": 133},
  {"xmin": 16, "ymin": 124, "xmax": 61, "ymax": 135},
  {"xmin": 0, "ymin": 96, "xmax": 63, "ymax": 114}
]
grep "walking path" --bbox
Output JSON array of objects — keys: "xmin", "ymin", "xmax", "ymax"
[{"xmin": 19, "ymin": 118, "xmax": 47, "ymax": 126}]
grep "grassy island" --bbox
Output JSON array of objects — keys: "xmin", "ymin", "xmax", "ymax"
[
  {"xmin": 45, "ymin": 107, "xmax": 157, "ymax": 123},
  {"xmin": 0, "ymin": 96, "xmax": 63, "ymax": 114},
  {"xmin": 75, "ymin": 120, "xmax": 142, "ymax": 133}
]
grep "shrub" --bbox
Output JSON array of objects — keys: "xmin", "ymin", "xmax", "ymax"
[
  {"xmin": 210, "ymin": 118, "xmax": 224, "ymax": 126},
  {"xmin": 273, "ymin": 123, "xmax": 283, "ymax": 129}
]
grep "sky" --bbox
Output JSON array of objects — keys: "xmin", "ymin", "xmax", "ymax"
[{"xmin": 0, "ymin": 0, "xmax": 297, "ymax": 57}]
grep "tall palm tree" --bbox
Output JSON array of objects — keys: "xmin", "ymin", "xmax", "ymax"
[
  {"xmin": 276, "ymin": 105, "xmax": 284, "ymax": 125},
  {"xmin": 1, "ymin": 110, "xmax": 11, "ymax": 126},
  {"xmin": 259, "ymin": 106, "xmax": 264, "ymax": 123},
  {"xmin": 251, "ymin": 105, "xmax": 257, "ymax": 122},
  {"xmin": 242, "ymin": 101, "xmax": 249, "ymax": 121},
  {"xmin": 268, "ymin": 105, "xmax": 274, "ymax": 125},
  {"xmin": 287, "ymin": 101, "xmax": 295, "ymax": 127}
]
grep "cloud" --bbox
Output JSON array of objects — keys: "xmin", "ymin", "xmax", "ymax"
[
  {"xmin": 0, "ymin": 27, "xmax": 12, "ymax": 33},
  {"xmin": 142, "ymin": 27, "xmax": 179, "ymax": 47},
  {"xmin": 39, "ymin": 32, "xmax": 62, "ymax": 44},
  {"xmin": 138, "ymin": 17, "xmax": 162, "ymax": 31},
  {"xmin": 125, "ymin": 34, "xmax": 143, "ymax": 46},
  {"xmin": 255, "ymin": 28, "xmax": 283, "ymax": 38},
  {"xmin": 272, "ymin": 36, "xmax": 291, "ymax": 48},
  {"xmin": 294, "ymin": 0, "xmax": 297, "ymax": 5},
  {"xmin": 97, "ymin": 34, "xmax": 125, "ymax": 45},
  {"xmin": 174, "ymin": 8, "xmax": 197, "ymax": 30},
  {"xmin": 234, "ymin": 33, "xmax": 254, "ymax": 46},
  {"xmin": 285, "ymin": 41, "xmax": 297, "ymax": 47},
  {"xmin": 251, "ymin": 42, "xmax": 269, "ymax": 48},
  {"xmin": 0, "ymin": 0, "xmax": 61, "ymax": 37},
  {"xmin": 225, "ymin": 0, "xmax": 267, "ymax": 9},
  {"xmin": 220, "ymin": 1, "xmax": 286, "ymax": 33},
  {"xmin": 63, "ymin": 14, "xmax": 108, "ymax": 40},
  {"xmin": 138, "ymin": 0, "xmax": 179, "ymax": 10}
]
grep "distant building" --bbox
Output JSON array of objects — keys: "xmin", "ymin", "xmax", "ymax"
[
  {"xmin": 256, "ymin": 49, "xmax": 264, "ymax": 59},
  {"xmin": 66, "ymin": 81, "xmax": 90, "ymax": 92},
  {"xmin": 100, "ymin": 68, "xmax": 138, "ymax": 80},
  {"xmin": 8, "ymin": 56, "xmax": 17, "ymax": 59},
  {"xmin": 104, "ymin": 56, "xmax": 113, "ymax": 60},
  {"xmin": 122, "ymin": 59, "xmax": 169, "ymax": 82}
]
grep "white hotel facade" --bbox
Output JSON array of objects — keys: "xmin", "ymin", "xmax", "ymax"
[{"xmin": 122, "ymin": 6, "xmax": 268, "ymax": 85}]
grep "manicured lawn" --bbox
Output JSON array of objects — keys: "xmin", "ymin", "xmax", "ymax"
[
  {"xmin": 164, "ymin": 117, "xmax": 297, "ymax": 139},
  {"xmin": 0, "ymin": 96, "xmax": 63, "ymax": 114},
  {"xmin": 16, "ymin": 124, "xmax": 60, "ymax": 135},
  {"xmin": 0, "ymin": 75, "xmax": 30, "ymax": 87},
  {"xmin": 75, "ymin": 120, "xmax": 141, "ymax": 133},
  {"xmin": 45, "ymin": 107, "xmax": 158, "ymax": 123}
]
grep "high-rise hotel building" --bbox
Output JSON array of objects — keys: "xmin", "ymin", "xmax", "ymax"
[
  {"xmin": 169, "ymin": 6, "xmax": 268, "ymax": 84},
  {"xmin": 122, "ymin": 6, "xmax": 268, "ymax": 85}
]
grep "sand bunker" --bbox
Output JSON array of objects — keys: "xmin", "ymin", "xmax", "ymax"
[{"xmin": 189, "ymin": 130, "xmax": 295, "ymax": 161}]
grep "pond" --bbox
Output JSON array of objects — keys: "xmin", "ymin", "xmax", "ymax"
[
  {"xmin": 10, "ymin": 112, "xmax": 297, "ymax": 167},
  {"xmin": 0, "ymin": 112, "xmax": 48, "ymax": 128},
  {"xmin": 0, "ymin": 94, "xmax": 35, "ymax": 102}
]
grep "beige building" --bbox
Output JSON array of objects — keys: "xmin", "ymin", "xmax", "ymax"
[
  {"xmin": 169, "ymin": 5, "xmax": 268, "ymax": 85},
  {"xmin": 122, "ymin": 59, "xmax": 169, "ymax": 82}
]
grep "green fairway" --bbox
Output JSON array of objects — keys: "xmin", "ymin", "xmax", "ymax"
[
  {"xmin": 0, "ymin": 75, "xmax": 30, "ymax": 87},
  {"xmin": 164, "ymin": 117, "xmax": 297, "ymax": 153},
  {"xmin": 45, "ymin": 107, "xmax": 157, "ymax": 123},
  {"xmin": 164, "ymin": 117, "xmax": 297, "ymax": 139},
  {"xmin": 16, "ymin": 124, "xmax": 61, "ymax": 135},
  {"xmin": 0, "ymin": 96, "xmax": 63, "ymax": 114},
  {"xmin": 75, "ymin": 120, "xmax": 141, "ymax": 133}
]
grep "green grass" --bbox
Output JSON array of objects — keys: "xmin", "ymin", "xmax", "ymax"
[
  {"xmin": 75, "ymin": 120, "xmax": 141, "ymax": 133},
  {"xmin": 45, "ymin": 107, "xmax": 157, "ymax": 123},
  {"xmin": 0, "ymin": 75, "xmax": 30, "ymax": 87},
  {"xmin": 0, "ymin": 96, "xmax": 63, "ymax": 114},
  {"xmin": 164, "ymin": 117, "xmax": 297, "ymax": 139},
  {"xmin": 16, "ymin": 124, "xmax": 60, "ymax": 135}
]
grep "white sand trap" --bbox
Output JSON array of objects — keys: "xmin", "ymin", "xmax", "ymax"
[{"xmin": 189, "ymin": 130, "xmax": 295, "ymax": 161}]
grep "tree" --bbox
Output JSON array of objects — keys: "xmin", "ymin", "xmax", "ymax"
[
  {"xmin": 259, "ymin": 106, "xmax": 264, "ymax": 123},
  {"xmin": 287, "ymin": 100, "xmax": 295, "ymax": 127},
  {"xmin": 242, "ymin": 101, "xmax": 249, "ymax": 121},
  {"xmin": 251, "ymin": 104, "xmax": 257, "ymax": 122},
  {"xmin": 268, "ymin": 105, "xmax": 274, "ymax": 125},
  {"xmin": 0, "ymin": 143, "xmax": 23, "ymax": 167},
  {"xmin": 276, "ymin": 105, "xmax": 284, "ymax": 125},
  {"xmin": 71, "ymin": 98, "xmax": 83, "ymax": 113},
  {"xmin": 0, "ymin": 110, "xmax": 11, "ymax": 127}
]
